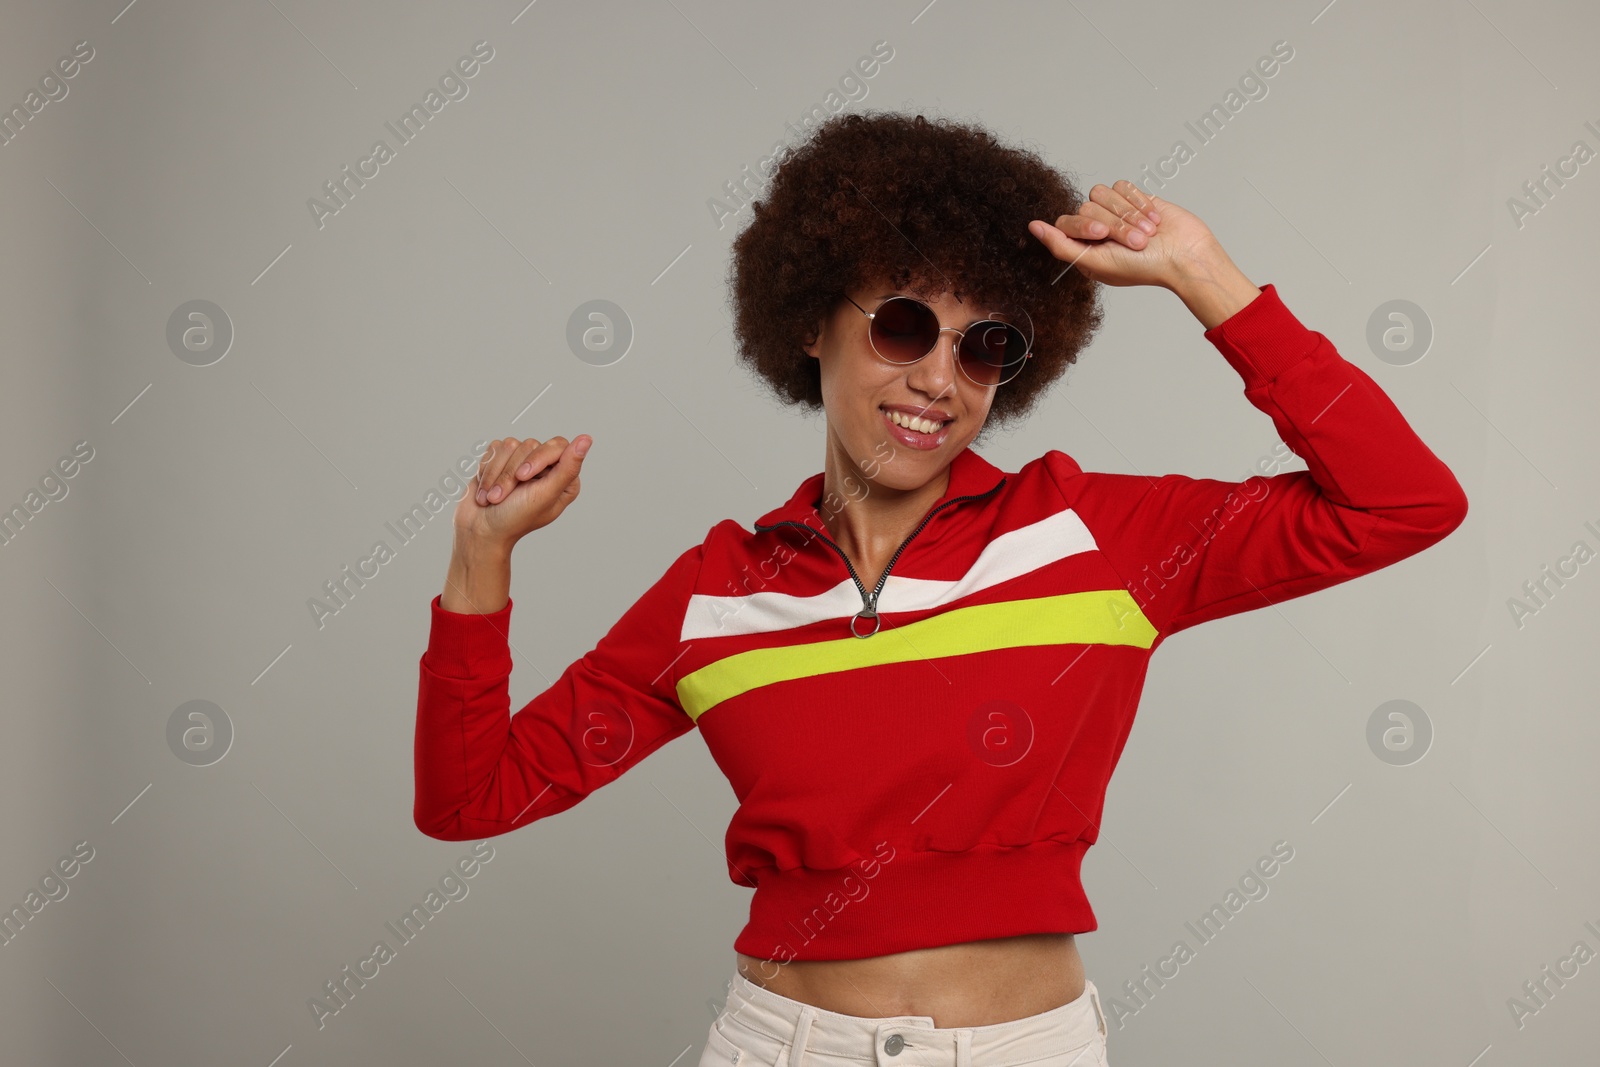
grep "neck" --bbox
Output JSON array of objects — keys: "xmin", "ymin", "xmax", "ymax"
[{"xmin": 818, "ymin": 427, "xmax": 953, "ymax": 560}]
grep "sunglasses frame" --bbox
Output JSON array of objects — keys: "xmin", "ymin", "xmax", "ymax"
[{"xmin": 841, "ymin": 292, "xmax": 1034, "ymax": 388}]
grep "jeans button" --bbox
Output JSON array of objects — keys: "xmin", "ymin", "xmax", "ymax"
[{"xmin": 884, "ymin": 1033, "xmax": 905, "ymax": 1055}]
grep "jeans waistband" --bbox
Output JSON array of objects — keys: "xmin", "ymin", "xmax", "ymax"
[{"xmin": 714, "ymin": 969, "xmax": 1106, "ymax": 1067}]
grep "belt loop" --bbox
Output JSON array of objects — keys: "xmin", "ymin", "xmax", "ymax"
[
  {"xmin": 1088, "ymin": 981, "xmax": 1107, "ymax": 1037},
  {"xmin": 954, "ymin": 1027, "xmax": 974, "ymax": 1067},
  {"xmin": 788, "ymin": 1005, "xmax": 816, "ymax": 1067}
]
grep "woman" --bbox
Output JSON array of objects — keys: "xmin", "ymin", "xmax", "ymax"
[{"xmin": 413, "ymin": 112, "xmax": 1468, "ymax": 1066}]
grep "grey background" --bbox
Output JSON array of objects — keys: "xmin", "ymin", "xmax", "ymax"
[{"xmin": 2, "ymin": 0, "xmax": 1594, "ymax": 1064}]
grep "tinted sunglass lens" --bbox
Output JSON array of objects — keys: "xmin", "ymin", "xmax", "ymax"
[
  {"xmin": 870, "ymin": 297, "xmax": 940, "ymax": 363},
  {"xmin": 959, "ymin": 322, "xmax": 1029, "ymax": 386}
]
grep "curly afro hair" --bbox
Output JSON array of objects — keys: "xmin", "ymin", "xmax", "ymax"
[{"xmin": 725, "ymin": 110, "xmax": 1104, "ymax": 443}]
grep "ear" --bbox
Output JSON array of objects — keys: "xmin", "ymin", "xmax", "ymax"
[{"xmin": 801, "ymin": 321, "xmax": 821, "ymax": 360}]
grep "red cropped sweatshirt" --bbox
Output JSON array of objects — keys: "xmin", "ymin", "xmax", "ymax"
[{"xmin": 413, "ymin": 283, "xmax": 1468, "ymax": 962}]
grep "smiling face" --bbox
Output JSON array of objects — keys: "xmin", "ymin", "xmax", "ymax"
[{"xmin": 802, "ymin": 276, "xmax": 1006, "ymax": 493}]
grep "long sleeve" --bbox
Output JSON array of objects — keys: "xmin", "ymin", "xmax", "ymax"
[
  {"xmin": 1050, "ymin": 282, "xmax": 1468, "ymax": 642},
  {"xmin": 413, "ymin": 541, "xmax": 703, "ymax": 841}
]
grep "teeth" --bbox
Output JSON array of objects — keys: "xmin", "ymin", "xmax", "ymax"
[{"xmin": 884, "ymin": 408, "xmax": 947, "ymax": 435}]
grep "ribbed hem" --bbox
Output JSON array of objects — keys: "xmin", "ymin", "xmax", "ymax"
[
  {"xmin": 424, "ymin": 593, "xmax": 514, "ymax": 679},
  {"xmin": 732, "ymin": 839, "xmax": 1096, "ymax": 962},
  {"xmin": 1203, "ymin": 281, "xmax": 1324, "ymax": 388}
]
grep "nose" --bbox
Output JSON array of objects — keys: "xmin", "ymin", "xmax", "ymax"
[{"xmin": 906, "ymin": 328, "xmax": 961, "ymax": 401}]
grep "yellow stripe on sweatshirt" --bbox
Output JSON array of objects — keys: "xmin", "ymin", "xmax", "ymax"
[{"xmin": 677, "ymin": 590, "xmax": 1156, "ymax": 721}]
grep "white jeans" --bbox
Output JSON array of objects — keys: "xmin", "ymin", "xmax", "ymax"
[{"xmin": 699, "ymin": 970, "xmax": 1110, "ymax": 1067}]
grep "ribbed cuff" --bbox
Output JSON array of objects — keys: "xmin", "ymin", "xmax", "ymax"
[
  {"xmin": 1203, "ymin": 282, "xmax": 1323, "ymax": 388},
  {"xmin": 424, "ymin": 593, "xmax": 514, "ymax": 679}
]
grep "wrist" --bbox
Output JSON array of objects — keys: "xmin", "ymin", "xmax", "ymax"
[
  {"xmin": 442, "ymin": 540, "xmax": 513, "ymax": 615},
  {"xmin": 451, "ymin": 531, "xmax": 514, "ymax": 568},
  {"xmin": 1168, "ymin": 246, "xmax": 1261, "ymax": 331}
]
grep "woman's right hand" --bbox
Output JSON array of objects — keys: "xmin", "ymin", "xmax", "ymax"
[{"xmin": 452, "ymin": 434, "xmax": 592, "ymax": 553}]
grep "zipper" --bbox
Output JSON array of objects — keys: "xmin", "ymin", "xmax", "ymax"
[{"xmin": 754, "ymin": 476, "xmax": 1005, "ymax": 638}]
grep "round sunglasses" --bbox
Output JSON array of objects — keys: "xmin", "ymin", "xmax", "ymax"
[{"xmin": 843, "ymin": 292, "xmax": 1033, "ymax": 387}]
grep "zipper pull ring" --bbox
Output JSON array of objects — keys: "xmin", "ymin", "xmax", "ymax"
[{"xmin": 850, "ymin": 608, "xmax": 880, "ymax": 639}]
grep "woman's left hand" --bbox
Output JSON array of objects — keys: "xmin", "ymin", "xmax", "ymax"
[{"xmin": 1029, "ymin": 180, "xmax": 1222, "ymax": 290}]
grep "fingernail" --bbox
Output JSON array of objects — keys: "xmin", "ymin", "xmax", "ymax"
[
  {"xmin": 476, "ymin": 488, "xmax": 487, "ymax": 504},
  {"xmin": 488, "ymin": 485, "xmax": 502, "ymax": 502},
  {"xmin": 517, "ymin": 462, "xmax": 532, "ymax": 477},
  {"xmin": 1090, "ymin": 222, "xmax": 1107, "ymax": 235},
  {"xmin": 574, "ymin": 436, "xmax": 591, "ymax": 456}
]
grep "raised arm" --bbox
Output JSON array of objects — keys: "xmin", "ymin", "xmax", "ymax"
[
  {"xmin": 1049, "ymin": 281, "xmax": 1467, "ymax": 640},
  {"xmin": 1030, "ymin": 182, "xmax": 1468, "ymax": 641},
  {"xmin": 412, "ymin": 433, "xmax": 702, "ymax": 840}
]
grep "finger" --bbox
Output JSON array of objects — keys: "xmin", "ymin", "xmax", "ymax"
[
  {"xmin": 476, "ymin": 437, "xmax": 528, "ymax": 504},
  {"xmin": 474, "ymin": 438, "xmax": 508, "ymax": 504},
  {"xmin": 1071, "ymin": 204, "xmax": 1147, "ymax": 249},
  {"xmin": 1029, "ymin": 220, "xmax": 1099, "ymax": 273},
  {"xmin": 1089, "ymin": 183, "xmax": 1155, "ymax": 235},
  {"xmin": 486, "ymin": 436, "xmax": 564, "ymax": 505},
  {"xmin": 1052, "ymin": 213, "xmax": 1111, "ymax": 241},
  {"xmin": 516, "ymin": 437, "xmax": 562, "ymax": 481},
  {"xmin": 1113, "ymin": 179, "xmax": 1161, "ymax": 223},
  {"xmin": 549, "ymin": 437, "xmax": 591, "ymax": 513},
  {"xmin": 486, "ymin": 437, "xmax": 555, "ymax": 504},
  {"xmin": 521, "ymin": 436, "xmax": 571, "ymax": 484},
  {"xmin": 1088, "ymin": 183, "xmax": 1152, "ymax": 231}
]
